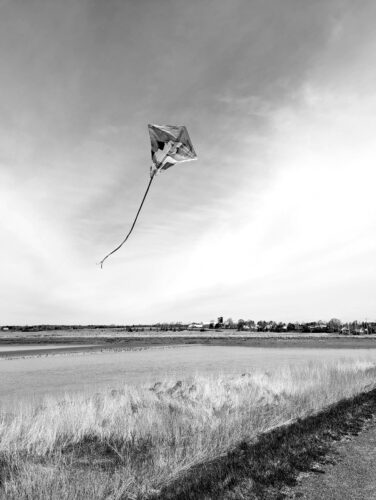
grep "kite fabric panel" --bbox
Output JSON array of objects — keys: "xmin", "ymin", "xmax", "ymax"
[{"xmin": 148, "ymin": 124, "xmax": 197, "ymax": 176}]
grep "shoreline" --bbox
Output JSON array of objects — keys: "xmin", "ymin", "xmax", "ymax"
[
  {"xmin": 0, "ymin": 343, "xmax": 192, "ymax": 360},
  {"xmin": 1, "ymin": 335, "xmax": 376, "ymax": 359}
]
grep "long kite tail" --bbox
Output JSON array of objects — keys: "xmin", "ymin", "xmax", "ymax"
[{"xmin": 98, "ymin": 173, "xmax": 155, "ymax": 268}]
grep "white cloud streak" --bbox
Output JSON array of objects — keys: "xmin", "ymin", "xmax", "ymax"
[{"xmin": 1, "ymin": 1, "xmax": 375, "ymax": 323}]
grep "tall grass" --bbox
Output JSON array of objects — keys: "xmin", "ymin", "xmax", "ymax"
[{"xmin": 0, "ymin": 358, "xmax": 375, "ymax": 499}]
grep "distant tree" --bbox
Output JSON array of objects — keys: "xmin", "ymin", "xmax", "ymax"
[
  {"xmin": 257, "ymin": 320, "xmax": 267, "ymax": 331},
  {"xmin": 268, "ymin": 321, "xmax": 277, "ymax": 332},
  {"xmin": 350, "ymin": 320, "xmax": 360, "ymax": 334},
  {"xmin": 237, "ymin": 319, "xmax": 245, "ymax": 331},
  {"xmin": 225, "ymin": 318, "xmax": 234, "ymax": 329},
  {"xmin": 287, "ymin": 323, "xmax": 295, "ymax": 331},
  {"xmin": 328, "ymin": 318, "xmax": 342, "ymax": 332}
]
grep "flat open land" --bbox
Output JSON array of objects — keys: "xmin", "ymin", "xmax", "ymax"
[
  {"xmin": 1, "ymin": 331, "xmax": 376, "ymax": 498},
  {"xmin": 1, "ymin": 328, "xmax": 376, "ymax": 349}
]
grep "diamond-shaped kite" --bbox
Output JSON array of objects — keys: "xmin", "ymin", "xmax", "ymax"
[{"xmin": 99, "ymin": 124, "xmax": 197, "ymax": 267}]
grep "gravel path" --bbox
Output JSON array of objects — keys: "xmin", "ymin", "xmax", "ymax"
[{"xmin": 289, "ymin": 417, "xmax": 376, "ymax": 500}]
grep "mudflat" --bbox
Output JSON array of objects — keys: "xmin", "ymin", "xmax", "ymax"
[
  {"xmin": 0, "ymin": 343, "xmax": 100, "ymax": 358},
  {"xmin": 1, "ymin": 330, "xmax": 376, "ymax": 352}
]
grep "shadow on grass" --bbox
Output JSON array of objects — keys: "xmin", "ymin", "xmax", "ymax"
[
  {"xmin": 60, "ymin": 434, "xmax": 156, "ymax": 472},
  {"xmin": 152, "ymin": 387, "xmax": 376, "ymax": 500}
]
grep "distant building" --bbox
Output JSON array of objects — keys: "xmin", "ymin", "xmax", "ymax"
[
  {"xmin": 187, "ymin": 323, "xmax": 204, "ymax": 330},
  {"xmin": 308, "ymin": 321, "xmax": 328, "ymax": 332},
  {"xmin": 354, "ymin": 327, "xmax": 366, "ymax": 335}
]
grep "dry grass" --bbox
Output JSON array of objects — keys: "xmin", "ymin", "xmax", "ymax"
[{"xmin": 0, "ymin": 358, "xmax": 376, "ymax": 499}]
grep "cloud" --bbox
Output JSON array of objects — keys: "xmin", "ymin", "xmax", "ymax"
[
  {"xmin": 1, "ymin": 0, "xmax": 375, "ymax": 323},
  {"xmin": 154, "ymin": 84, "xmax": 376, "ymax": 322}
]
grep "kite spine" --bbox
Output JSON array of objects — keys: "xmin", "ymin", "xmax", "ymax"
[{"xmin": 98, "ymin": 172, "xmax": 155, "ymax": 268}]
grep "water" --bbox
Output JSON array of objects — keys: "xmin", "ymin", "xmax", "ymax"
[
  {"xmin": 1, "ymin": 345, "xmax": 376, "ymax": 410},
  {"xmin": 0, "ymin": 344, "xmax": 98, "ymax": 352}
]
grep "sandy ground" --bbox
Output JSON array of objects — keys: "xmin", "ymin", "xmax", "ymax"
[{"xmin": 286, "ymin": 417, "xmax": 376, "ymax": 500}]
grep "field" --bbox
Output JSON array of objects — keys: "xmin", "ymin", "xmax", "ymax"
[{"xmin": 1, "ymin": 350, "xmax": 376, "ymax": 499}]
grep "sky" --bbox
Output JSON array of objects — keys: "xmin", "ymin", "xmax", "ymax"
[{"xmin": 1, "ymin": 0, "xmax": 375, "ymax": 324}]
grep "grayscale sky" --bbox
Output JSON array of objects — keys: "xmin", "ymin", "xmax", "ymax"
[{"xmin": 1, "ymin": 0, "xmax": 375, "ymax": 324}]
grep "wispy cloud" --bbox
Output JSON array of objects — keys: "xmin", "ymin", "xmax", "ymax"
[{"xmin": 1, "ymin": 0, "xmax": 375, "ymax": 323}]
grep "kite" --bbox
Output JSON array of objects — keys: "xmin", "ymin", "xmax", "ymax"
[{"xmin": 99, "ymin": 124, "xmax": 197, "ymax": 267}]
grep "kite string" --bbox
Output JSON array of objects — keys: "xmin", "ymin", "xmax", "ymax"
[{"xmin": 98, "ymin": 172, "xmax": 155, "ymax": 268}]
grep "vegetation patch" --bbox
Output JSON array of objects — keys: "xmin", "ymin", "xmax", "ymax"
[
  {"xmin": 0, "ymin": 360, "xmax": 375, "ymax": 499},
  {"xmin": 155, "ymin": 387, "xmax": 376, "ymax": 499}
]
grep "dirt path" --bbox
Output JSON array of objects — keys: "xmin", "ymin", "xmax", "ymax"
[{"xmin": 288, "ymin": 417, "xmax": 376, "ymax": 500}]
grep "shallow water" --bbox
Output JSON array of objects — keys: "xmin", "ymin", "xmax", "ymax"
[
  {"xmin": 0, "ymin": 344, "xmax": 98, "ymax": 352},
  {"xmin": 1, "ymin": 345, "xmax": 376, "ymax": 410}
]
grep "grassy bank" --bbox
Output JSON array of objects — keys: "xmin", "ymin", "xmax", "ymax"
[
  {"xmin": 156, "ymin": 385, "xmax": 376, "ymax": 499},
  {"xmin": 1, "ymin": 359, "xmax": 376, "ymax": 499}
]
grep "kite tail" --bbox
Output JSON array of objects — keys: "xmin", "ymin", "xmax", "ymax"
[{"xmin": 98, "ymin": 172, "xmax": 155, "ymax": 268}]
